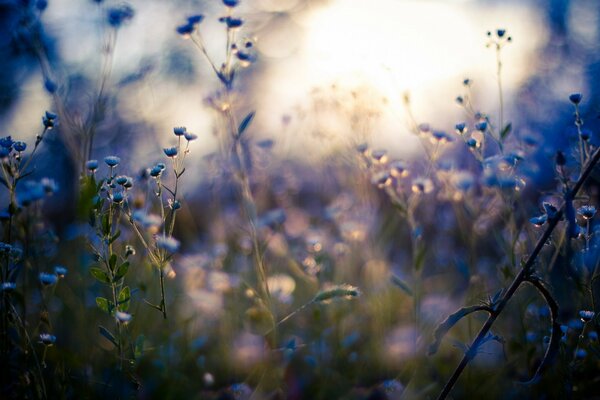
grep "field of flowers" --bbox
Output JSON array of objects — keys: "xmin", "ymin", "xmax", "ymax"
[{"xmin": 1, "ymin": 0, "xmax": 600, "ymax": 399}]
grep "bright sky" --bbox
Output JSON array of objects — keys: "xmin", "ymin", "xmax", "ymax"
[{"xmin": 4, "ymin": 0, "xmax": 546, "ymax": 164}]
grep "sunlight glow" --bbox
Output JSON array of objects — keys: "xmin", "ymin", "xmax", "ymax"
[{"xmin": 258, "ymin": 0, "xmax": 546, "ymax": 158}]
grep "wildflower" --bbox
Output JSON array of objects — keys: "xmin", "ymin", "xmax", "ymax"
[
  {"xmin": 529, "ymin": 215, "xmax": 547, "ymax": 227},
  {"xmin": 169, "ymin": 199, "xmax": 181, "ymax": 210},
  {"xmin": 115, "ymin": 311, "xmax": 132, "ymax": 324},
  {"xmin": 381, "ymin": 379, "xmax": 404, "ymax": 394},
  {"xmin": 54, "ymin": 265, "xmax": 67, "ymax": 278},
  {"xmin": 156, "ymin": 235, "xmax": 180, "ymax": 253},
  {"xmin": 41, "ymin": 178, "xmax": 58, "ymax": 194},
  {"xmin": 371, "ymin": 171, "xmax": 391, "ymax": 188},
  {"xmin": 223, "ymin": 0, "xmax": 239, "ymax": 7},
  {"xmin": 44, "ymin": 79, "xmax": 57, "ymax": 94},
  {"xmin": 496, "ymin": 29, "xmax": 506, "ymax": 38},
  {"xmin": 173, "ymin": 126, "xmax": 187, "ymax": 136},
  {"xmin": 579, "ymin": 310, "xmax": 595, "ymax": 323},
  {"xmin": 569, "ymin": 93, "xmax": 582, "ymax": 105},
  {"xmin": 220, "ymin": 16, "xmax": 243, "ymax": 29},
  {"xmin": 390, "ymin": 160, "xmax": 409, "ymax": 178},
  {"xmin": 86, "ymin": 159, "xmax": 99, "ymax": 171},
  {"xmin": 39, "ymin": 272, "xmax": 58, "ymax": 286},
  {"xmin": 455, "ymin": 123, "xmax": 467, "ymax": 134},
  {"xmin": 0, "ymin": 148, "xmax": 9, "ymax": 159},
  {"xmin": 42, "ymin": 111, "xmax": 57, "ymax": 129},
  {"xmin": 132, "ymin": 211, "xmax": 162, "ymax": 230},
  {"xmin": 589, "ymin": 331, "xmax": 598, "ymax": 341},
  {"xmin": 176, "ymin": 23, "xmax": 195, "ymax": 36},
  {"xmin": 12, "ymin": 141, "xmax": 26, "ymax": 152},
  {"xmin": 187, "ymin": 15, "xmax": 204, "ymax": 24},
  {"xmin": 125, "ymin": 245, "xmax": 136, "ymax": 257},
  {"xmin": 356, "ymin": 143, "xmax": 368, "ymax": 154},
  {"xmin": 543, "ymin": 202, "xmax": 558, "ymax": 219},
  {"xmin": 475, "ymin": 121, "xmax": 488, "ymax": 132},
  {"xmin": 578, "ymin": 205, "xmax": 596, "ymax": 220},
  {"xmin": 431, "ymin": 130, "xmax": 454, "ymax": 144},
  {"xmin": 184, "ymin": 132, "xmax": 198, "ymax": 141},
  {"xmin": 455, "ymin": 96, "xmax": 464, "ymax": 105},
  {"xmin": 111, "ymin": 191, "xmax": 125, "ymax": 204},
  {"xmin": 104, "ymin": 156, "xmax": 120, "ymax": 167},
  {"xmin": 580, "ymin": 129, "xmax": 592, "ymax": 141},
  {"xmin": 575, "ymin": 349, "xmax": 587, "ymax": 360},
  {"xmin": 164, "ymin": 147, "xmax": 178, "ymax": 158},
  {"xmin": 39, "ymin": 333, "xmax": 56, "ymax": 346},
  {"xmin": 466, "ymin": 138, "xmax": 478, "ymax": 148},
  {"xmin": 115, "ymin": 175, "xmax": 131, "ymax": 186},
  {"xmin": 411, "ymin": 178, "xmax": 434, "ymax": 194},
  {"xmin": 1, "ymin": 282, "xmax": 16, "ymax": 291},
  {"xmin": 371, "ymin": 149, "xmax": 387, "ymax": 163},
  {"xmin": 452, "ymin": 171, "xmax": 475, "ymax": 192},
  {"xmin": 107, "ymin": 4, "xmax": 134, "ymax": 28},
  {"xmin": 0, "ymin": 136, "xmax": 13, "ymax": 149},
  {"xmin": 149, "ymin": 165, "xmax": 163, "ymax": 178}
]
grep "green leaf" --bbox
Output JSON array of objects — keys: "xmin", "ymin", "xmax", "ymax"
[
  {"xmin": 109, "ymin": 254, "xmax": 117, "ymax": 271},
  {"xmin": 117, "ymin": 286, "xmax": 131, "ymax": 312},
  {"xmin": 90, "ymin": 267, "xmax": 110, "ymax": 284},
  {"xmin": 101, "ymin": 214, "xmax": 110, "ymax": 236},
  {"xmin": 95, "ymin": 297, "xmax": 111, "ymax": 313},
  {"xmin": 428, "ymin": 305, "xmax": 491, "ymax": 355},
  {"xmin": 114, "ymin": 261, "xmax": 130, "ymax": 282},
  {"xmin": 98, "ymin": 325, "xmax": 118, "ymax": 348},
  {"xmin": 238, "ymin": 111, "xmax": 255, "ymax": 137},
  {"xmin": 414, "ymin": 245, "xmax": 427, "ymax": 272},
  {"xmin": 134, "ymin": 335, "xmax": 145, "ymax": 359},
  {"xmin": 108, "ymin": 230, "xmax": 121, "ymax": 245},
  {"xmin": 500, "ymin": 123, "xmax": 512, "ymax": 140},
  {"xmin": 390, "ymin": 274, "xmax": 413, "ymax": 296}
]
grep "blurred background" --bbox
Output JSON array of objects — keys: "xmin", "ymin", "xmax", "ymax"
[{"xmin": 2, "ymin": 0, "xmax": 600, "ymax": 398}]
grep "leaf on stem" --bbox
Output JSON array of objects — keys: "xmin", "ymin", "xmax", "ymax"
[
  {"xmin": 238, "ymin": 111, "xmax": 255, "ymax": 137},
  {"xmin": 428, "ymin": 305, "xmax": 492, "ymax": 356}
]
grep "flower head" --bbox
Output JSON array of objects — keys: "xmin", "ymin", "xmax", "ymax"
[
  {"xmin": 107, "ymin": 4, "xmax": 134, "ymax": 28},
  {"xmin": 54, "ymin": 266, "xmax": 67, "ymax": 278},
  {"xmin": 569, "ymin": 93, "xmax": 582, "ymax": 105},
  {"xmin": 39, "ymin": 333, "xmax": 56, "ymax": 346},
  {"xmin": 164, "ymin": 147, "xmax": 178, "ymax": 158},
  {"xmin": 104, "ymin": 156, "xmax": 120, "ymax": 167},
  {"xmin": 86, "ymin": 160, "xmax": 99, "ymax": 171},
  {"xmin": 115, "ymin": 311, "xmax": 132, "ymax": 324},
  {"xmin": 156, "ymin": 235, "xmax": 180, "ymax": 253},
  {"xmin": 578, "ymin": 205, "xmax": 596, "ymax": 220},
  {"xmin": 39, "ymin": 272, "xmax": 58, "ymax": 286}
]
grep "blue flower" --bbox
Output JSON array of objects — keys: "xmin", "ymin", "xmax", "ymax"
[
  {"xmin": 475, "ymin": 121, "xmax": 488, "ymax": 132},
  {"xmin": 111, "ymin": 191, "xmax": 125, "ymax": 204},
  {"xmin": 107, "ymin": 5, "xmax": 134, "ymax": 28},
  {"xmin": 173, "ymin": 126, "xmax": 187, "ymax": 136},
  {"xmin": 1, "ymin": 282, "xmax": 16, "ymax": 291},
  {"xmin": 86, "ymin": 160, "xmax": 99, "ymax": 171},
  {"xmin": 150, "ymin": 166, "xmax": 163, "ymax": 178},
  {"xmin": 578, "ymin": 205, "xmax": 596, "ymax": 220},
  {"xmin": 41, "ymin": 178, "xmax": 58, "ymax": 194},
  {"xmin": 156, "ymin": 235, "xmax": 180, "ymax": 253},
  {"xmin": 219, "ymin": 16, "xmax": 243, "ymax": 29},
  {"xmin": 455, "ymin": 123, "xmax": 466, "ymax": 134},
  {"xmin": 44, "ymin": 79, "xmax": 57, "ymax": 94},
  {"xmin": 12, "ymin": 141, "xmax": 26, "ymax": 152},
  {"xmin": 0, "ymin": 136, "xmax": 13, "ymax": 149},
  {"xmin": 187, "ymin": 15, "xmax": 204, "ymax": 24},
  {"xmin": 579, "ymin": 310, "xmax": 595, "ymax": 322},
  {"xmin": 569, "ymin": 93, "xmax": 582, "ymax": 105},
  {"xmin": 177, "ymin": 23, "xmax": 195, "ymax": 36},
  {"xmin": 54, "ymin": 266, "xmax": 67, "ymax": 278},
  {"xmin": 164, "ymin": 147, "xmax": 178, "ymax": 158},
  {"xmin": 39, "ymin": 272, "xmax": 58, "ymax": 286},
  {"xmin": 184, "ymin": 132, "xmax": 198, "ymax": 141},
  {"xmin": 529, "ymin": 215, "xmax": 547, "ymax": 227},
  {"xmin": 42, "ymin": 111, "xmax": 57, "ymax": 129},
  {"xmin": 115, "ymin": 311, "xmax": 132, "ymax": 324},
  {"xmin": 496, "ymin": 29, "xmax": 506, "ymax": 38},
  {"xmin": 223, "ymin": 0, "xmax": 239, "ymax": 7},
  {"xmin": 39, "ymin": 333, "xmax": 56, "ymax": 345},
  {"xmin": 104, "ymin": 156, "xmax": 120, "ymax": 167}
]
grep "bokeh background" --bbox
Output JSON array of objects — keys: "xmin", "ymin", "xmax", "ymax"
[{"xmin": 2, "ymin": 0, "xmax": 600, "ymax": 398}]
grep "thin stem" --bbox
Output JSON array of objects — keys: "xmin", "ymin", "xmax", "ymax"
[{"xmin": 436, "ymin": 146, "xmax": 600, "ymax": 400}]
